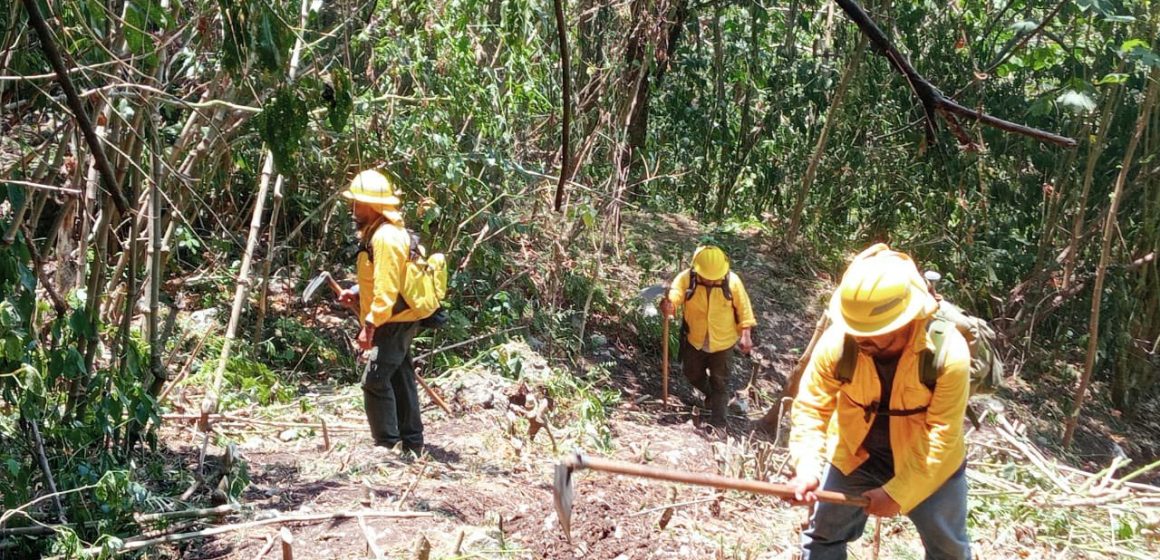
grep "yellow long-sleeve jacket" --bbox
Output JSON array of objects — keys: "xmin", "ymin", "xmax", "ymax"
[
  {"xmin": 357, "ymin": 218, "xmax": 427, "ymax": 326},
  {"xmin": 789, "ymin": 318, "xmax": 970, "ymax": 513},
  {"xmin": 666, "ymin": 270, "xmax": 757, "ymax": 353}
]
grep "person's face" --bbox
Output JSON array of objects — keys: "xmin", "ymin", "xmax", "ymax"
[
  {"xmin": 351, "ymin": 201, "xmax": 379, "ymax": 226},
  {"xmin": 853, "ymin": 322, "xmax": 913, "ymax": 359}
]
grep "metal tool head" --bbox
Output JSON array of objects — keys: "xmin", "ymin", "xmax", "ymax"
[
  {"xmin": 636, "ymin": 284, "xmax": 668, "ymax": 317},
  {"xmin": 552, "ymin": 456, "xmax": 580, "ymax": 542},
  {"xmin": 302, "ymin": 271, "xmax": 334, "ymax": 304}
]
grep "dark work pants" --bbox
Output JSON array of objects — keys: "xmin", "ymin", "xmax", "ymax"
[
  {"xmin": 681, "ymin": 346, "xmax": 730, "ymax": 423},
  {"xmin": 361, "ymin": 322, "xmax": 423, "ymax": 449}
]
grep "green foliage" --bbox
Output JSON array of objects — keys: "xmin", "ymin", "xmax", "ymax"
[
  {"xmin": 327, "ymin": 68, "xmax": 354, "ymax": 132},
  {"xmin": 191, "ymin": 335, "xmax": 295, "ymax": 409},
  {"xmin": 257, "ymin": 86, "xmax": 310, "ymax": 175},
  {"xmin": 218, "ymin": 0, "xmax": 294, "ymax": 75},
  {"xmin": 261, "ymin": 316, "xmax": 352, "ymax": 376}
]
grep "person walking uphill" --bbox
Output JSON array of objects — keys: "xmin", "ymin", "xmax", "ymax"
[
  {"xmin": 660, "ymin": 246, "xmax": 757, "ymax": 426},
  {"xmin": 337, "ymin": 170, "xmax": 434, "ymax": 456},
  {"xmin": 787, "ymin": 244, "xmax": 972, "ymax": 560}
]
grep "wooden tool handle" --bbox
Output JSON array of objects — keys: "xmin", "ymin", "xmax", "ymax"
[
  {"xmin": 566, "ymin": 454, "xmax": 869, "ymax": 508},
  {"xmin": 414, "ymin": 372, "xmax": 453, "ymax": 415},
  {"xmin": 661, "ymin": 317, "xmax": 670, "ymax": 405},
  {"xmin": 325, "ymin": 272, "xmax": 343, "ymax": 296}
]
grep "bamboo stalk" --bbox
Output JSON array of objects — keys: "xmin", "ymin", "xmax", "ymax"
[
  {"xmin": 1063, "ymin": 68, "xmax": 1159, "ymax": 449},
  {"xmin": 786, "ymin": 36, "xmax": 866, "ymax": 241},
  {"xmin": 19, "ymin": 0, "xmax": 129, "ymax": 214},
  {"xmin": 203, "ymin": 0, "xmax": 312, "ymax": 426},
  {"xmin": 1062, "ymin": 76, "xmax": 1123, "ymax": 291},
  {"xmin": 42, "ymin": 511, "xmax": 432, "ymax": 559}
]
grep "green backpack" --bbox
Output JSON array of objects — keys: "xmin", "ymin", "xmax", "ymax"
[{"xmin": 835, "ymin": 301, "xmax": 1004, "ymax": 399}]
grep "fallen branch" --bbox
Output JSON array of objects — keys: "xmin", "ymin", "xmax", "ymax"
[
  {"xmin": 833, "ymin": 0, "xmax": 1076, "ymax": 149},
  {"xmin": 994, "ymin": 415, "xmax": 1074, "ymax": 493},
  {"xmin": 163, "ymin": 413, "xmax": 363, "ymax": 431},
  {"xmin": 358, "ymin": 515, "xmax": 386, "ymax": 560},
  {"xmin": 253, "ymin": 535, "xmax": 276, "ymax": 560},
  {"xmin": 44, "ymin": 511, "xmax": 433, "ymax": 559},
  {"xmin": 133, "ymin": 504, "xmax": 238, "ymax": 524},
  {"xmin": 413, "ymin": 325, "xmax": 528, "ymax": 362}
]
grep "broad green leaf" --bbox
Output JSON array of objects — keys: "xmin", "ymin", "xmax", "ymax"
[
  {"xmin": 1120, "ymin": 39, "xmax": 1150, "ymax": 53},
  {"xmin": 254, "ymin": 3, "xmax": 292, "ymax": 73},
  {"xmin": 1095, "ymin": 73, "xmax": 1128, "ymax": 85},
  {"xmin": 1127, "ymin": 47, "xmax": 1160, "ymax": 69}
]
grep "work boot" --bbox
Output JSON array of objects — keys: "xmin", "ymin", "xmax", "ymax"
[
  {"xmin": 401, "ymin": 442, "xmax": 425, "ymax": 460},
  {"xmin": 708, "ymin": 391, "xmax": 728, "ymax": 427}
]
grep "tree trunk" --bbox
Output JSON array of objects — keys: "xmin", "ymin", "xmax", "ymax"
[
  {"xmin": 203, "ymin": 0, "xmax": 312, "ymax": 423},
  {"xmin": 786, "ymin": 36, "xmax": 867, "ymax": 242},
  {"xmin": 1062, "ymin": 68, "xmax": 1158, "ymax": 448},
  {"xmin": 781, "ymin": 0, "xmax": 801, "ymax": 61},
  {"xmin": 253, "ymin": 175, "xmax": 285, "ymax": 345},
  {"xmin": 1061, "ymin": 81, "xmax": 1122, "ymax": 291}
]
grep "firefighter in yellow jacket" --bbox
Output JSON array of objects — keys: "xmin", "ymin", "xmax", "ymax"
[
  {"xmin": 788, "ymin": 244, "xmax": 971, "ymax": 559},
  {"xmin": 337, "ymin": 170, "xmax": 428, "ymax": 455},
  {"xmin": 660, "ymin": 246, "xmax": 757, "ymax": 426}
]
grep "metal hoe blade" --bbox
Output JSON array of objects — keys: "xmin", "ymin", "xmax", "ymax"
[
  {"xmin": 636, "ymin": 284, "xmax": 668, "ymax": 317},
  {"xmin": 552, "ymin": 462, "xmax": 575, "ymax": 543},
  {"xmin": 302, "ymin": 271, "xmax": 333, "ymax": 304}
]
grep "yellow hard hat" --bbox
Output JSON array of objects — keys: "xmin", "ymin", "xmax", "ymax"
[
  {"xmin": 827, "ymin": 243, "xmax": 937, "ymax": 337},
  {"xmin": 692, "ymin": 246, "xmax": 730, "ymax": 281},
  {"xmin": 342, "ymin": 170, "xmax": 402, "ymax": 207}
]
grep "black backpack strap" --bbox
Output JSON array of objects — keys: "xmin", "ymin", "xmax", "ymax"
[
  {"xmin": 359, "ymin": 221, "xmax": 388, "ymax": 263},
  {"xmin": 685, "ymin": 269, "xmax": 699, "ymax": 301},
  {"xmin": 845, "ymin": 394, "xmax": 930, "ymax": 423},
  {"xmin": 919, "ymin": 319, "xmax": 951, "ymax": 391},
  {"xmin": 835, "ymin": 334, "xmax": 858, "ymax": 384}
]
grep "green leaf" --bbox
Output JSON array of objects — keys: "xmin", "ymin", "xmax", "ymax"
[
  {"xmin": 1120, "ymin": 39, "xmax": 1150, "ymax": 53},
  {"xmin": 1104, "ymin": 15, "xmax": 1136, "ymax": 23},
  {"xmin": 1126, "ymin": 47, "xmax": 1160, "ymax": 69},
  {"xmin": 254, "ymin": 3, "xmax": 293, "ymax": 73},
  {"xmin": 1056, "ymin": 90, "xmax": 1096, "ymax": 113},
  {"xmin": 1095, "ymin": 73, "xmax": 1128, "ymax": 85}
]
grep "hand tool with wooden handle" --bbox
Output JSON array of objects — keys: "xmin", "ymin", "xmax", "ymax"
[{"xmin": 553, "ymin": 453, "xmax": 869, "ymax": 542}]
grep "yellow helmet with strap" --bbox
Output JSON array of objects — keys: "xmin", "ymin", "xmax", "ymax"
[
  {"xmin": 828, "ymin": 243, "xmax": 937, "ymax": 337},
  {"xmin": 692, "ymin": 245, "xmax": 729, "ymax": 281}
]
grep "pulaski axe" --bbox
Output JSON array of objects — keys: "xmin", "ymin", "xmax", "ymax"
[
  {"xmin": 301, "ymin": 271, "xmax": 453, "ymax": 415},
  {"xmin": 552, "ymin": 454, "xmax": 869, "ymax": 542}
]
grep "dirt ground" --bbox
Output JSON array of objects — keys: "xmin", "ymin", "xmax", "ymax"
[{"xmin": 153, "ymin": 213, "xmax": 1156, "ymax": 559}]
